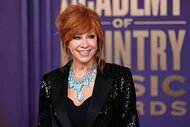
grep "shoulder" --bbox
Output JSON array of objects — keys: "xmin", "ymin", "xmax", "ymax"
[
  {"xmin": 103, "ymin": 63, "xmax": 132, "ymax": 79},
  {"xmin": 42, "ymin": 62, "xmax": 71, "ymax": 82},
  {"xmin": 41, "ymin": 68, "xmax": 63, "ymax": 86}
]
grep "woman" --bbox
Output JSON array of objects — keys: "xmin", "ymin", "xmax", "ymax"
[{"xmin": 38, "ymin": 4, "xmax": 140, "ymax": 127}]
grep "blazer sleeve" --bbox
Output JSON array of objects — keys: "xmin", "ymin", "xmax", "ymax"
[
  {"xmin": 38, "ymin": 75, "xmax": 52, "ymax": 127},
  {"xmin": 119, "ymin": 68, "xmax": 140, "ymax": 127}
]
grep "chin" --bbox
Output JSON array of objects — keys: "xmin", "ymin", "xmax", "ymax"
[
  {"xmin": 76, "ymin": 56, "xmax": 95, "ymax": 64},
  {"xmin": 78, "ymin": 58, "xmax": 94, "ymax": 64}
]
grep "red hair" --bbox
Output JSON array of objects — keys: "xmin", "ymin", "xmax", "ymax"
[{"xmin": 56, "ymin": 4, "xmax": 105, "ymax": 71}]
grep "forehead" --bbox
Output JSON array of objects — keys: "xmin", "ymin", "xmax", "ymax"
[{"xmin": 75, "ymin": 31, "xmax": 96, "ymax": 35}]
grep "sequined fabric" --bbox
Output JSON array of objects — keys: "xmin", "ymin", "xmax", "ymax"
[{"xmin": 38, "ymin": 63, "xmax": 140, "ymax": 127}]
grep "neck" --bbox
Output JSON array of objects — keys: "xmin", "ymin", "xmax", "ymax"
[{"xmin": 71, "ymin": 59, "xmax": 96, "ymax": 78}]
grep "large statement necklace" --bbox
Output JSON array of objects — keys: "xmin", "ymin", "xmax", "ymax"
[{"xmin": 68, "ymin": 64, "xmax": 97, "ymax": 102}]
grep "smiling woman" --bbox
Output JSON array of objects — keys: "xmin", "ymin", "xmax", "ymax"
[
  {"xmin": 38, "ymin": 4, "xmax": 140, "ymax": 127},
  {"xmin": 56, "ymin": 4, "xmax": 104, "ymax": 70}
]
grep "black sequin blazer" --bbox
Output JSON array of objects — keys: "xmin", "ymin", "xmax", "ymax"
[{"xmin": 38, "ymin": 62, "xmax": 140, "ymax": 127}]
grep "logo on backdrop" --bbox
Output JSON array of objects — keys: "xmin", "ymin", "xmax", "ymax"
[{"xmin": 61, "ymin": 0, "xmax": 188, "ymax": 117}]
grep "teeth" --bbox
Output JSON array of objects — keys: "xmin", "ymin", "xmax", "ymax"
[{"xmin": 79, "ymin": 50, "xmax": 90, "ymax": 56}]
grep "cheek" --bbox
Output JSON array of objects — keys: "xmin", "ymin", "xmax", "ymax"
[
  {"xmin": 68, "ymin": 42, "xmax": 76, "ymax": 56},
  {"xmin": 68, "ymin": 41, "xmax": 78, "ymax": 50},
  {"xmin": 91, "ymin": 39, "xmax": 98, "ymax": 48}
]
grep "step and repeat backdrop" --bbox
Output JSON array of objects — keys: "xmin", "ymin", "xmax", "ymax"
[{"xmin": 57, "ymin": 0, "xmax": 189, "ymax": 127}]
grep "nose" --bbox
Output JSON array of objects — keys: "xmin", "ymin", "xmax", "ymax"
[{"xmin": 80, "ymin": 38, "xmax": 89, "ymax": 48}]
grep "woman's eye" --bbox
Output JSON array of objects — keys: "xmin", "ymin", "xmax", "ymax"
[
  {"xmin": 88, "ymin": 34, "xmax": 96, "ymax": 39},
  {"xmin": 73, "ymin": 36, "xmax": 81, "ymax": 40}
]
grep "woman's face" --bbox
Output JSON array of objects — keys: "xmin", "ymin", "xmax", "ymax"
[{"xmin": 68, "ymin": 31, "xmax": 97, "ymax": 65}]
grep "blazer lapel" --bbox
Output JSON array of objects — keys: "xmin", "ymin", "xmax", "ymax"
[
  {"xmin": 85, "ymin": 69, "xmax": 113, "ymax": 127},
  {"xmin": 51, "ymin": 63, "xmax": 72, "ymax": 127}
]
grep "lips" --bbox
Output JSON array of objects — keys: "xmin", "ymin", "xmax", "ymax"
[{"xmin": 78, "ymin": 50, "xmax": 91, "ymax": 56}]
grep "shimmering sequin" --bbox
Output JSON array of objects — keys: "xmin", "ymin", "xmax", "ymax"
[{"xmin": 38, "ymin": 63, "xmax": 140, "ymax": 127}]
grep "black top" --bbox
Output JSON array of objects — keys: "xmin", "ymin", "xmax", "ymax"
[{"xmin": 67, "ymin": 97, "xmax": 91, "ymax": 127}]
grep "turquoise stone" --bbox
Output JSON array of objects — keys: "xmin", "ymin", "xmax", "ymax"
[
  {"xmin": 83, "ymin": 79, "xmax": 89, "ymax": 86},
  {"xmin": 88, "ymin": 75, "xmax": 94, "ymax": 82},
  {"xmin": 69, "ymin": 81, "xmax": 74, "ymax": 88},
  {"xmin": 75, "ymin": 84, "xmax": 82, "ymax": 93},
  {"xmin": 77, "ymin": 91, "xmax": 84, "ymax": 101}
]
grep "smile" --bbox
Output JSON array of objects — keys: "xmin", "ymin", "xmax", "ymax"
[{"xmin": 78, "ymin": 50, "xmax": 91, "ymax": 56}]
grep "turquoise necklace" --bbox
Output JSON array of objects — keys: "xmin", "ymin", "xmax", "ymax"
[{"xmin": 68, "ymin": 64, "xmax": 97, "ymax": 102}]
